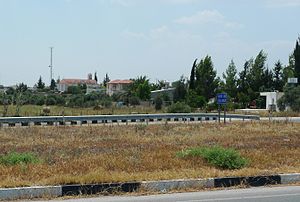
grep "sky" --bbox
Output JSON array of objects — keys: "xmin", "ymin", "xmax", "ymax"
[{"xmin": 0, "ymin": 0, "xmax": 299, "ymax": 86}]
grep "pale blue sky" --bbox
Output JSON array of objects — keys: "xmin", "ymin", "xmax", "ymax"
[{"xmin": 0, "ymin": 0, "xmax": 299, "ymax": 86}]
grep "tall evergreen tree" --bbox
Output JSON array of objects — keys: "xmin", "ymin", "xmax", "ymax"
[
  {"xmin": 36, "ymin": 76, "xmax": 45, "ymax": 89},
  {"xmin": 262, "ymin": 68, "xmax": 274, "ymax": 91},
  {"xmin": 173, "ymin": 76, "xmax": 188, "ymax": 102},
  {"xmin": 273, "ymin": 60, "xmax": 284, "ymax": 91},
  {"xmin": 293, "ymin": 38, "xmax": 300, "ymax": 80},
  {"xmin": 94, "ymin": 72, "xmax": 98, "ymax": 83},
  {"xmin": 195, "ymin": 55, "xmax": 218, "ymax": 101},
  {"xmin": 283, "ymin": 54, "xmax": 295, "ymax": 84},
  {"xmin": 238, "ymin": 59, "xmax": 252, "ymax": 94},
  {"xmin": 189, "ymin": 59, "xmax": 197, "ymax": 90},
  {"xmin": 237, "ymin": 59, "xmax": 252, "ymax": 107},
  {"xmin": 249, "ymin": 50, "xmax": 267, "ymax": 92},
  {"xmin": 103, "ymin": 73, "xmax": 110, "ymax": 87},
  {"xmin": 50, "ymin": 79, "xmax": 56, "ymax": 90},
  {"xmin": 222, "ymin": 60, "xmax": 238, "ymax": 99}
]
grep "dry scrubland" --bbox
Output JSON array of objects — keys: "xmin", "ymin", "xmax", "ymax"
[
  {"xmin": 0, "ymin": 122, "xmax": 300, "ymax": 188},
  {"xmin": 0, "ymin": 105, "xmax": 159, "ymax": 117}
]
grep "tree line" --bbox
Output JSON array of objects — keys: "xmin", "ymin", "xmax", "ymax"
[{"xmin": 172, "ymin": 37, "xmax": 300, "ymax": 111}]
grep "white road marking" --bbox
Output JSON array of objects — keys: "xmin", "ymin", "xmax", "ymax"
[{"xmin": 177, "ymin": 193, "xmax": 300, "ymax": 202}]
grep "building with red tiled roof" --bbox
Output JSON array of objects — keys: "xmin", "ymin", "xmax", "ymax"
[
  {"xmin": 57, "ymin": 74, "xmax": 98, "ymax": 92},
  {"xmin": 106, "ymin": 79, "xmax": 133, "ymax": 96}
]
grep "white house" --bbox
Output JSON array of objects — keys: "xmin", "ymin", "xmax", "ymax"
[
  {"xmin": 260, "ymin": 91, "xmax": 284, "ymax": 111},
  {"xmin": 106, "ymin": 79, "xmax": 133, "ymax": 96}
]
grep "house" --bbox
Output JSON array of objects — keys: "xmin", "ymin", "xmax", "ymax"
[
  {"xmin": 57, "ymin": 74, "xmax": 97, "ymax": 92},
  {"xmin": 106, "ymin": 79, "xmax": 133, "ymax": 96},
  {"xmin": 260, "ymin": 91, "xmax": 284, "ymax": 111}
]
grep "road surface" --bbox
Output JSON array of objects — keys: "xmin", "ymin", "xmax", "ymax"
[{"xmin": 34, "ymin": 185, "xmax": 300, "ymax": 202}]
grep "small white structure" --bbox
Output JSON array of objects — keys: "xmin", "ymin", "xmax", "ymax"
[
  {"xmin": 260, "ymin": 92, "xmax": 284, "ymax": 111},
  {"xmin": 106, "ymin": 79, "xmax": 133, "ymax": 96}
]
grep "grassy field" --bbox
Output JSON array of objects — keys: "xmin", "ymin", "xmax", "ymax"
[
  {"xmin": 0, "ymin": 122, "xmax": 299, "ymax": 188},
  {"xmin": 0, "ymin": 104, "xmax": 160, "ymax": 117}
]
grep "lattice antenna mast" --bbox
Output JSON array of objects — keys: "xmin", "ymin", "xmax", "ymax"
[{"xmin": 49, "ymin": 47, "xmax": 54, "ymax": 84}]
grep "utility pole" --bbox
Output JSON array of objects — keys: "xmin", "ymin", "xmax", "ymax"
[{"xmin": 49, "ymin": 47, "xmax": 54, "ymax": 84}]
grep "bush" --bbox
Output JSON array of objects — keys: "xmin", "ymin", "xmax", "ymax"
[
  {"xmin": 45, "ymin": 97, "xmax": 56, "ymax": 105},
  {"xmin": 154, "ymin": 96, "xmax": 163, "ymax": 110},
  {"xmin": 167, "ymin": 102, "xmax": 191, "ymax": 113},
  {"xmin": 205, "ymin": 102, "xmax": 218, "ymax": 112},
  {"xmin": 177, "ymin": 146, "xmax": 248, "ymax": 170},
  {"xmin": 186, "ymin": 91, "xmax": 206, "ymax": 108},
  {"xmin": 279, "ymin": 85, "xmax": 300, "ymax": 112},
  {"xmin": 0, "ymin": 152, "xmax": 40, "ymax": 166},
  {"xmin": 128, "ymin": 96, "xmax": 140, "ymax": 106}
]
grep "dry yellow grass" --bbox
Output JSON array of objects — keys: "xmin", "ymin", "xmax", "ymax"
[
  {"xmin": 0, "ymin": 122, "xmax": 299, "ymax": 188},
  {"xmin": 0, "ymin": 104, "xmax": 160, "ymax": 117}
]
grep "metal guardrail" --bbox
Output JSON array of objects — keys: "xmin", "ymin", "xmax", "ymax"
[{"xmin": 0, "ymin": 113, "xmax": 260, "ymax": 127}]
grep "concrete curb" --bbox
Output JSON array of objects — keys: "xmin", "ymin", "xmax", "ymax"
[
  {"xmin": 0, "ymin": 186, "xmax": 61, "ymax": 201},
  {"xmin": 1, "ymin": 173, "xmax": 300, "ymax": 200},
  {"xmin": 140, "ymin": 178, "xmax": 214, "ymax": 192}
]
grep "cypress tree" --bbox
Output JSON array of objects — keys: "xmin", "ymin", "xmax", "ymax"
[
  {"xmin": 294, "ymin": 38, "xmax": 300, "ymax": 80},
  {"xmin": 273, "ymin": 60, "xmax": 284, "ymax": 91},
  {"xmin": 189, "ymin": 59, "xmax": 197, "ymax": 90}
]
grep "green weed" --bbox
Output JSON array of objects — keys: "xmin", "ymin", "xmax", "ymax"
[
  {"xmin": 177, "ymin": 146, "xmax": 249, "ymax": 170},
  {"xmin": 0, "ymin": 152, "xmax": 40, "ymax": 166}
]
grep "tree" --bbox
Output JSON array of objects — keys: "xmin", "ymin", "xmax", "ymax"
[
  {"xmin": 261, "ymin": 68, "xmax": 274, "ymax": 91},
  {"xmin": 294, "ymin": 38, "xmax": 300, "ymax": 80},
  {"xmin": 186, "ymin": 90, "xmax": 206, "ymax": 108},
  {"xmin": 248, "ymin": 50, "xmax": 267, "ymax": 92},
  {"xmin": 278, "ymin": 85, "xmax": 300, "ymax": 112},
  {"xmin": 103, "ymin": 73, "xmax": 110, "ymax": 87},
  {"xmin": 238, "ymin": 59, "xmax": 252, "ymax": 94},
  {"xmin": 195, "ymin": 56, "xmax": 218, "ymax": 101},
  {"xmin": 189, "ymin": 59, "xmax": 197, "ymax": 90},
  {"xmin": 273, "ymin": 60, "xmax": 284, "ymax": 91},
  {"xmin": 16, "ymin": 83, "xmax": 28, "ymax": 93},
  {"xmin": 222, "ymin": 60, "xmax": 238, "ymax": 100},
  {"xmin": 129, "ymin": 76, "xmax": 151, "ymax": 101},
  {"xmin": 154, "ymin": 96, "xmax": 163, "ymax": 110},
  {"xmin": 36, "ymin": 76, "xmax": 45, "ymax": 90},
  {"xmin": 283, "ymin": 54, "xmax": 295, "ymax": 84},
  {"xmin": 237, "ymin": 59, "xmax": 253, "ymax": 107},
  {"xmin": 94, "ymin": 72, "xmax": 98, "ymax": 83},
  {"xmin": 173, "ymin": 76, "xmax": 188, "ymax": 102},
  {"xmin": 50, "ymin": 79, "xmax": 56, "ymax": 90}
]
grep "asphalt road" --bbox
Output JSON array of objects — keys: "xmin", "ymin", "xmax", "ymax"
[
  {"xmin": 260, "ymin": 117, "xmax": 300, "ymax": 122},
  {"xmin": 35, "ymin": 186, "xmax": 300, "ymax": 202}
]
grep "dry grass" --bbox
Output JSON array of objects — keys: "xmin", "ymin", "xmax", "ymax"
[
  {"xmin": 0, "ymin": 104, "xmax": 160, "ymax": 117},
  {"xmin": 0, "ymin": 122, "xmax": 299, "ymax": 188}
]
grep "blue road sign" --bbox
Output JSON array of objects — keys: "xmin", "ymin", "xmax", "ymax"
[{"xmin": 217, "ymin": 93, "xmax": 227, "ymax": 104}]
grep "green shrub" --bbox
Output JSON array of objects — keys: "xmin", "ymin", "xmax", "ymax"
[
  {"xmin": 177, "ymin": 146, "xmax": 248, "ymax": 170},
  {"xmin": 167, "ymin": 102, "xmax": 191, "ymax": 113},
  {"xmin": 45, "ymin": 97, "xmax": 56, "ymax": 105},
  {"xmin": 186, "ymin": 90, "xmax": 206, "ymax": 108},
  {"xmin": 128, "ymin": 96, "xmax": 140, "ymax": 106},
  {"xmin": 0, "ymin": 152, "xmax": 40, "ymax": 166},
  {"xmin": 154, "ymin": 96, "xmax": 163, "ymax": 110}
]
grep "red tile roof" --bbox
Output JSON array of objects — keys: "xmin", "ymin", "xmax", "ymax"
[
  {"xmin": 59, "ymin": 79, "xmax": 97, "ymax": 85},
  {"xmin": 108, "ymin": 79, "xmax": 133, "ymax": 84}
]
